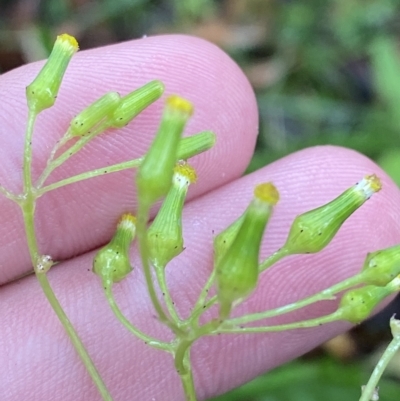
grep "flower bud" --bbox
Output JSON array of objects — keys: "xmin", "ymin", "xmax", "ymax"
[
  {"xmin": 93, "ymin": 213, "xmax": 136, "ymax": 287},
  {"xmin": 282, "ymin": 175, "xmax": 381, "ymax": 255},
  {"xmin": 337, "ymin": 285, "xmax": 392, "ymax": 324},
  {"xmin": 147, "ymin": 162, "xmax": 197, "ymax": 268},
  {"xmin": 26, "ymin": 34, "xmax": 79, "ymax": 113},
  {"xmin": 177, "ymin": 131, "xmax": 216, "ymax": 161},
  {"xmin": 136, "ymin": 95, "xmax": 193, "ymax": 207},
  {"xmin": 359, "ymin": 244, "xmax": 400, "ymax": 286},
  {"xmin": 110, "ymin": 80, "xmax": 164, "ymax": 128},
  {"xmin": 69, "ymin": 92, "xmax": 121, "ymax": 136},
  {"xmin": 215, "ymin": 183, "xmax": 279, "ymax": 318}
]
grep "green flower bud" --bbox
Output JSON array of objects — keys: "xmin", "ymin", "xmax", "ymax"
[
  {"xmin": 359, "ymin": 244, "xmax": 400, "ymax": 286},
  {"xmin": 177, "ymin": 131, "xmax": 216, "ymax": 161},
  {"xmin": 69, "ymin": 92, "xmax": 121, "ymax": 136},
  {"xmin": 282, "ymin": 175, "xmax": 382, "ymax": 255},
  {"xmin": 136, "ymin": 95, "xmax": 193, "ymax": 207},
  {"xmin": 93, "ymin": 213, "xmax": 136, "ymax": 287},
  {"xmin": 337, "ymin": 285, "xmax": 392, "ymax": 324},
  {"xmin": 110, "ymin": 80, "xmax": 164, "ymax": 128},
  {"xmin": 147, "ymin": 162, "xmax": 197, "ymax": 268},
  {"xmin": 26, "ymin": 34, "xmax": 79, "ymax": 114},
  {"xmin": 213, "ymin": 213, "xmax": 245, "ymax": 267},
  {"xmin": 215, "ymin": 183, "xmax": 279, "ymax": 318}
]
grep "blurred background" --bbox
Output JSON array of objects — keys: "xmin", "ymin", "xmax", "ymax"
[{"xmin": 1, "ymin": 0, "xmax": 400, "ymax": 399}]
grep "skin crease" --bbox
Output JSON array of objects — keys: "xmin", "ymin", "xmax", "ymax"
[{"xmin": 1, "ymin": 35, "xmax": 400, "ymax": 400}]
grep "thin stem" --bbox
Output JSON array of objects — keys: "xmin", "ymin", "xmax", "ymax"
[
  {"xmin": 44, "ymin": 131, "xmax": 72, "ymax": 172},
  {"xmin": 359, "ymin": 328, "xmax": 400, "ymax": 401},
  {"xmin": 38, "ymin": 158, "xmax": 142, "ymax": 195},
  {"xmin": 104, "ymin": 285, "xmax": 172, "ymax": 352},
  {"xmin": 0, "ymin": 185, "xmax": 19, "ymax": 202},
  {"xmin": 189, "ymin": 249, "xmax": 290, "ymax": 325},
  {"xmin": 36, "ymin": 122, "xmax": 110, "ymax": 188},
  {"xmin": 190, "ymin": 269, "xmax": 215, "ymax": 322},
  {"xmin": 136, "ymin": 204, "xmax": 183, "ymax": 335},
  {"xmin": 155, "ymin": 266, "xmax": 182, "ymax": 323},
  {"xmin": 216, "ymin": 311, "xmax": 341, "ymax": 334},
  {"xmin": 259, "ymin": 247, "xmax": 289, "ymax": 272},
  {"xmin": 23, "ymin": 109, "xmax": 37, "ymax": 192},
  {"xmin": 38, "ymin": 132, "xmax": 216, "ymax": 196},
  {"xmin": 21, "ymin": 202, "xmax": 113, "ymax": 401},
  {"xmin": 174, "ymin": 341, "xmax": 197, "ymax": 401},
  {"xmin": 227, "ymin": 274, "xmax": 363, "ymax": 326},
  {"xmin": 21, "ymin": 108, "xmax": 113, "ymax": 400}
]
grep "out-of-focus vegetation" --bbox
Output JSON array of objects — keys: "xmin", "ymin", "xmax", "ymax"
[{"xmin": 1, "ymin": 0, "xmax": 400, "ymax": 399}]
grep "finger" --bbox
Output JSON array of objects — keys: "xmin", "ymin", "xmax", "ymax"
[
  {"xmin": 0, "ymin": 34, "xmax": 258, "ymax": 284},
  {"xmin": 1, "ymin": 146, "xmax": 399, "ymax": 400}
]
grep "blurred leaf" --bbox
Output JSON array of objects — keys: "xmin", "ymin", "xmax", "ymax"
[
  {"xmin": 378, "ymin": 148, "xmax": 400, "ymax": 187},
  {"xmin": 208, "ymin": 356, "xmax": 400, "ymax": 401}
]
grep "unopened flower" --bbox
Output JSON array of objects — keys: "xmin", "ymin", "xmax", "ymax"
[
  {"xmin": 26, "ymin": 34, "xmax": 79, "ymax": 113},
  {"xmin": 282, "ymin": 175, "xmax": 381, "ymax": 255},
  {"xmin": 147, "ymin": 162, "xmax": 197, "ymax": 268},
  {"xmin": 93, "ymin": 213, "xmax": 136, "ymax": 287},
  {"xmin": 215, "ymin": 183, "xmax": 279, "ymax": 319},
  {"xmin": 136, "ymin": 95, "xmax": 194, "ymax": 207}
]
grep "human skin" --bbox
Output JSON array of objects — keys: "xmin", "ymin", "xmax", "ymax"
[{"xmin": 1, "ymin": 35, "xmax": 400, "ymax": 401}]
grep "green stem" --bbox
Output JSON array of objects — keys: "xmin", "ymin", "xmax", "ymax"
[
  {"xmin": 0, "ymin": 185, "xmax": 19, "ymax": 202},
  {"xmin": 155, "ymin": 266, "xmax": 182, "ymax": 323},
  {"xmin": 21, "ymin": 203, "xmax": 113, "ymax": 401},
  {"xmin": 359, "ymin": 331, "xmax": 400, "ymax": 401},
  {"xmin": 38, "ymin": 132, "xmax": 215, "ymax": 196},
  {"xmin": 23, "ymin": 110, "xmax": 37, "ymax": 192},
  {"xmin": 38, "ymin": 158, "xmax": 142, "ymax": 195},
  {"xmin": 189, "ymin": 249, "xmax": 290, "ymax": 325},
  {"xmin": 227, "ymin": 274, "xmax": 363, "ymax": 326},
  {"xmin": 36, "ymin": 122, "xmax": 110, "ymax": 188},
  {"xmin": 216, "ymin": 311, "xmax": 342, "ymax": 334},
  {"xmin": 190, "ymin": 269, "xmax": 215, "ymax": 324},
  {"xmin": 136, "ymin": 204, "xmax": 183, "ymax": 335},
  {"xmin": 22, "ymin": 107, "xmax": 113, "ymax": 401},
  {"xmin": 104, "ymin": 285, "xmax": 172, "ymax": 352},
  {"xmin": 175, "ymin": 341, "xmax": 197, "ymax": 401},
  {"xmin": 259, "ymin": 247, "xmax": 289, "ymax": 272}
]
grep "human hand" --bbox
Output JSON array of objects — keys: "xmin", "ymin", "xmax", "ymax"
[{"xmin": 1, "ymin": 35, "xmax": 400, "ymax": 401}]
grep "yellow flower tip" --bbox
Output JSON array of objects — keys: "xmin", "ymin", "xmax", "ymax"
[
  {"xmin": 174, "ymin": 162, "xmax": 197, "ymax": 184},
  {"xmin": 118, "ymin": 213, "xmax": 137, "ymax": 231},
  {"xmin": 57, "ymin": 33, "xmax": 79, "ymax": 52},
  {"xmin": 365, "ymin": 174, "xmax": 382, "ymax": 193},
  {"xmin": 254, "ymin": 182, "xmax": 279, "ymax": 205},
  {"xmin": 167, "ymin": 95, "xmax": 194, "ymax": 116},
  {"xmin": 356, "ymin": 174, "xmax": 382, "ymax": 200}
]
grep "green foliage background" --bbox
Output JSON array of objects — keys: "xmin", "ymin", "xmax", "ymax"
[{"xmin": 1, "ymin": 0, "xmax": 400, "ymax": 399}]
